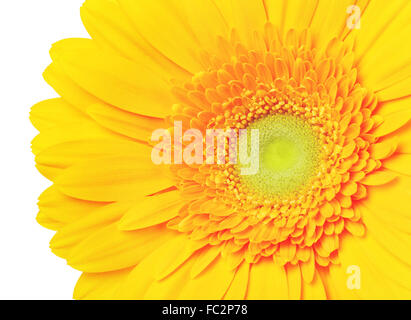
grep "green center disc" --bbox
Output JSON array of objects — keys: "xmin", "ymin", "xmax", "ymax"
[
  {"xmin": 262, "ymin": 136, "xmax": 300, "ymax": 172},
  {"xmin": 238, "ymin": 114, "xmax": 321, "ymax": 197}
]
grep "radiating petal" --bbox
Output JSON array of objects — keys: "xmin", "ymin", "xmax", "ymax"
[
  {"xmin": 359, "ymin": 204, "xmax": 411, "ymax": 266},
  {"xmin": 348, "ymin": 1, "xmax": 411, "ymax": 100},
  {"xmin": 265, "ymin": 0, "xmax": 319, "ymax": 34},
  {"xmin": 50, "ymin": 38, "xmax": 174, "ymax": 117},
  {"xmin": 360, "ymin": 169, "xmax": 397, "ymax": 186},
  {"xmin": 37, "ymin": 186, "xmax": 104, "ymax": 230},
  {"xmin": 309, "ymin": 0, "xmax": 358, "ymax": 49},
  {"xmin": 372, "ymin": 108, "xmax": 411, "ymax": 138},
  {"xmin": 246, "ymin": 258, "xmax": 288, "ymax": 299},
  {"xmin": 301, "ymin": 270, "xmax": 327, "ymax": 300},
  {"xmin": 87, "ymin": 103, "xmax": 164, "ymax": 141},
  {"xmin": 383, "ymin": 154, "xmax": 411, "ymax": 176},
  {"xmin": 216, "ymin": 0, "xmax": 267, "ymax": 48},
  {"xmin": 67, "ymin": 224, "xmax": 177, "ymax": 272},
  {"xmin": 50, "ymin": 202, "xmax": 132, "ymax": 258},
  {"xmin": 31, "ymin": 120, "xmax": 121, "ymax": 156},
  {"xmin": 119, "ymin": 190, "xmax": 183, "ymax": 230},
  {"xmin": 118, "ymin": 0, "xmax": 228, "ymax": 73},
  {"xmin": 81, "ymin": 0, "xmax": 191, "ymax": 81},
  {"xmin": 43, "ymin": 63, "xmax": 100, "ymax": 113},
  {"xmin": 223, "ymin": 262, "xmax": 250, "ymax": 300},
  {"xmin": 285, "ymin": 264, "xmax": 302, "ymax": 299},
  {"xmin": 54, "ymin": 155, "xmax": 172, "ymax": 202},
  {"xmin": 178, "ymin": 256, "xmax": 236, "ymax": 299},
  {"xmin": 30, "ymin": 98, "xmax": 88, "ymax": 131},
  {"xmin": 74, "ymin": 268, "xmax": 132, "ymax": 300},
  {"xmin": 36, "ymin": 139, "xmax": 146, "ymax": 181}
]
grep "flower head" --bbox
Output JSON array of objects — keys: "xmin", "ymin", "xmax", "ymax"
[{"xmin": 31, "ymin": 0, "xmax": 411, "ymax": 299}]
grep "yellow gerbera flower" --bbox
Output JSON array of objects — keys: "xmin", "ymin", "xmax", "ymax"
[{"xmin": 31, "ymin": 0, "xmax": 411, "ymax": 300}]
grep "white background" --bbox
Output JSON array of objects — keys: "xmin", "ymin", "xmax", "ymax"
[{"xmin": 0, "ymin": 0, "xmax": 88, "ymax": 299}]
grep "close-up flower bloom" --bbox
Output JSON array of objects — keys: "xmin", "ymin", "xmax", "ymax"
[{"xmin": 30, "ymin": 0, "xmax": 411, "ymax": 299}]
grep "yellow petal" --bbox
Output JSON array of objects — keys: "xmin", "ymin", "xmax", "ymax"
[
  {"xmin": 54, "ymin": 155, "xmax": 172, "ymax": 202},
  {"xmin": 344, "ymin": 219, "xmax": 365, "ymax": 237},
  {"xmin": 351, "ymin": 1, "xmax": 411, "ymax": 100},
  {"xmin": 80, "ymin": 0, "xmax": 191, "ymax": 81},
  {"xmin": 50, "ymin": 38, "xmax": 174, "ymax": 118},
  {"xmin": 119, "ymin": 190, "xmax": 183, "ymax": 230},
  {"xmin": 50, "ymin": 202, "xmax": 132, "ymax": 258},
  {"xmin": 177, "ymin": 0, "xmax": 230, "ymax": 53},
  {"xmin": 153, "ymin": 236, "xmax": 207, "ymax": 280},
  {"xmin": 118, "ymin": 0, "xmax": 224, "ymax": 74},
  {"xmin": 116, "ymin": 267, "xmax": 153, "ymax": 299},
  {"xmin": 285, "ymin": 264, "xmax": 302, "ymax": 300},
  {"xmin": 35, "ymin": 212, "xmax": 63, "ymax": 231},
  {"xmin": 377, "ymin": 97, "xmax": 411, "ymax": 116},
  {"xmin": 300, "ymin": 250, "xmax": 315, "ymax": 283},
  {"xmin": 190, "ymin": 245, "xmax": 221, "ymax": 279},
  {"xmin": 359, "ymin": 204, "xmax": 411, "ymax": 266},
  {"xmin": 37, "ymin": 186, "xmax": 104, "ymax": 230},
  {"xmin": 87, "ymin": 103, "xmax": 164, "ymax": 141},
  {"xmin": 301, "ymin": 270, "xmax": 327, "ymax": 299},
  {"xmin": 365, "ymin": 177, "xmax": 411, "ymax": 218},
  {"xmin": 309, "ymin": 0, "xmax": 357, "ymax": 50},
  {"xmin": 246, "ymin": 258, "xmax": 288, "ymax": 299},
  {"xmin": 354, "ymin": 231, "xmax": 411, "ymax": 296},
  {"xmin": 144, "ymin": 258, "xmax": 195, "ymax": 300},
  {"xmin": 223, "ymin": 261, "xmax": 250, "ymax": 300},
  {"xmin": 329, "ymin": 234, "xmax": 405, "ymax": 299},
  {"xmin": 216, "ymin": 0, "xmax": 267, "ymax": 48},
  {"xmin": 383, "ymin": 154, "xmax": 411, "ymax": 176},
  {"xmin": 372, "ymin": 108, "xmax": 411, "ymax": 137},
  {"xmin": 341, "ymin": 181, "xmax": 358, "ymax": 196},
  {"xmin": 30, "ymin": 98, "xmax": 88, "ymax": 131},
  {"xmin": 179, "ymin": 256, "xmax": 236, "ymax": 299},
  {"xmin": 363, "ymin": 178, "xmax": 411, "ymax": 234},
  {"xmin": 116, "ymin": 239, "xmax": 182, "ymax": 299},
  {"xmin": 31, "ymin": 120, "xmax": 120, "ymax": 156},
  {"xmin": 265, "ymin": 0, "xmax": 318, "ymax": 34},
  {"xmin": 74, "ymin": 268, "xmax": 132, "ymax": 300},
  {"xmin": 360, "ymin": 170, "xmax": 397, "ymax": 186},
  {"xmin": 320, "ymin": 261, "xmax": 358, "ymax": 300},
  {"xmin": 36, "ymin": 139, "xmax": 147, "ymax": 181},
  {"xmin": 43, "ymin": 63, "xmax": 100, "ymax": 113},
  {"xmin": 67, "ymin": 224, "xmax": 176, "ymax": 272},
  {"xmin": 377, "ymin": 77, "xmax": 411, "ymax": 101},
  {"xmin": 369, "ymin": 139, "xmax": 397, "ymax": 160}
]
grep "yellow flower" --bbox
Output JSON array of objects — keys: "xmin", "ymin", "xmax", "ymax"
[{"xmin": 31, "ymin": 0, "xmax": 411, "ymax": 300}]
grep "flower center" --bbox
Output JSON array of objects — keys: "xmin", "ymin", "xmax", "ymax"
[
  {"xmin": 262, "ymin": 136, "xmax": 299, "ymax": 171},
  {"xmin": 239, "ymin": 114, "xmax": 320, "ymax": 197}
]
